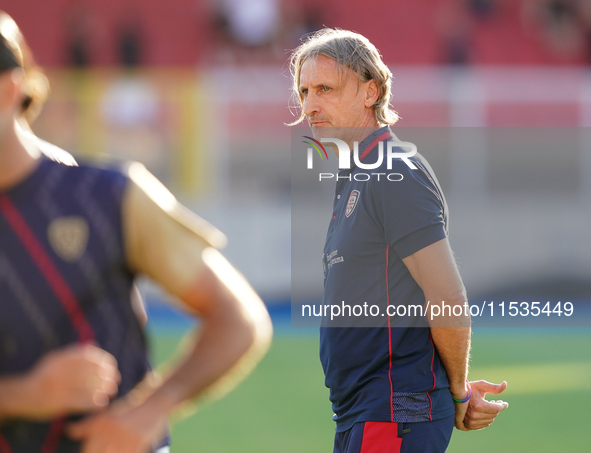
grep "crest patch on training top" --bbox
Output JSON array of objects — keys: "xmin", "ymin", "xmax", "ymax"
[
  {"xmin": 47, "ymin": 216, "xmax": 89, "ymax": 262},
  {"xmin": 346, "ymin": 190, "xmax": 360, "ymax": 218}
]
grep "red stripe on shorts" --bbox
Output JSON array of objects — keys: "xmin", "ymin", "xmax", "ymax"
[{"xmin": 360, "ymin": 422, "xmax": 402, "ymax": 453}]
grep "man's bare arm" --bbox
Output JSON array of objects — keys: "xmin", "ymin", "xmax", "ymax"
[
  {"xmin": 402, "ymin": 238, "xmax": 507, "ymax": 430},
  {"xmin": 402, "ymin": 238, "xmax": 471, "ymax": 425}
]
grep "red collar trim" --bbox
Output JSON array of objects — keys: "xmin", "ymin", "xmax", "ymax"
[{"xmin": 359, "ymin": 131, "xmax": 393, "ymax": 162}]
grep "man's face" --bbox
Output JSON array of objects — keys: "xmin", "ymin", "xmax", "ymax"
[{"xmin": 299, "ymin": 55, "xmax": 378, "ymax": 140}]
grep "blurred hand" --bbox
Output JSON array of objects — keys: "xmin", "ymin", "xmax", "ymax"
[
  {"xmin": 458, "ymin": 380, "xmax": 509, "ymax": 431},
  {"xmin": 24, "ymin": 344, "xmax": 120, "ymax": 419},
  {"xmin": 67, "ymin": 399, "xmax": 168, "ymax": 453}
]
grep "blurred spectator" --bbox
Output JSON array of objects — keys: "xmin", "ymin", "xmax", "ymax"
[
  {"xmin": 64, "ymin": 3, "xmax": 92, "ymax": 66},
  {"xmin": 522, "ymin": 0, "xmax": 586, "ymax": 59},
  {"xmin": 101, "ymin": 78, "xmax": 159, "ymax": 129},
  {"xmin": 100, "ymin": 75, "xmax": 168, "ymax": 181},
  {"xmin": 68, "ymin": 29, "xmax": 89, "ymax": 67},
  {"xmin": 210, "ymin": 0, "xmax": 291, "ymax": 63},
  {"xmin": 117, "ymin": 16, "xmax": 144, "ymax": 67},
  {"xmin": 438, "ymin": 0, "xmax": 475, "ymax": 64},
  {"xmin": 468, "ymin": 0, "xmax": 497, "ymax": 20},
  {"xmin": 63, "ymin": 1, "xmax": 106, "ymax": 67},
  {"xmin": 545, "ymin": 0, "xmax": 578, "ymax": 25},
  {"xmin": 579, "ymin": 1, "xmax": 591, "ymax": 64},
  {"xmin": 283, "ymin": 2, "xmax": 324, "ymax": 49},
  {"xmin": 221, "ymin": 0, "xmax": 280, "ymax": 47}
]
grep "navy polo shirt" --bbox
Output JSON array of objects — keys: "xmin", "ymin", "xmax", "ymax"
[{"xmin": 319, "ymin": 126, "xmax": 455, "ymax": 432}]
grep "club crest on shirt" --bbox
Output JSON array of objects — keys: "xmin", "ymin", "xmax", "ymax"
[
  {"xmin": 346, "ymin": 190, "xmax": 360, "ymax": 218},
  {"xmin": 47, "ymin": 216, "xmax": 89, "ymax": 262}
]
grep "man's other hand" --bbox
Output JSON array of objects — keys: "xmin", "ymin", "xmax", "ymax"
[{"xmin": 457, "ymin": 380, "xmax": 509, "ymax": 431}]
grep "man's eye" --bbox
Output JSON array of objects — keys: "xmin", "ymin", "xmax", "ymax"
[
  {"xmin": 301, "ymin": 89, "xmax": 308, "ymax": 95},
  {"xmin": 322, "ymin": 86, "xmax": 330, "ymax": 92}
]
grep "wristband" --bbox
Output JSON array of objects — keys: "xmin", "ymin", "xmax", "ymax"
[{"xmin": 452, "ymin": 380, "xmax": 471, "ymax": 403}]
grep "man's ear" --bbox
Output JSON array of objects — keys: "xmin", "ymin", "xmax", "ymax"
[
  {"xmin": 364, "ymin": 79, "xmax": 379, "ymax": 108},
  {"xmin": 0, "ymin": 68, "xmax": 24, "ymax": 110}
]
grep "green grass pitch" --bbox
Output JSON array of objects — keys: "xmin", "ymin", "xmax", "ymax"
[{"xmin": 149, "ymin": 329, "xmax": 591, "ymax": 452}]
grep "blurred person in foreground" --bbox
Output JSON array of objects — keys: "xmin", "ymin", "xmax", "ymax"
[
  {"xmin": 289, "ymin": 28, "xmax": 508, "ymax": 452},
  {"xmin": 0, "ymin": 11, "xmax": 272, "ymax": 453}
]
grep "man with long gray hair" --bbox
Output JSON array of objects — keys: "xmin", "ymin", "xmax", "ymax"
[{"xmin": 289, "ymin": 28, "xmax": 508, "ymax": 452}]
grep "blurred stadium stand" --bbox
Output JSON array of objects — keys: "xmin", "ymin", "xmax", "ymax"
[
  {"xmin": 5, "ymin": 0, "xmax": 591, "ymax": 307},
  {"xmin": 9, "ymin": 0, "xmax": 591, "ymax": 66}
]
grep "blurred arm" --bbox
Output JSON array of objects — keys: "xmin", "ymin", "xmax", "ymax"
[
  {"xmin": 121, "ymin": 163, "xmax": 272, "ymax": 406},
  {"xmin": 67, "ymin": 164, "xmax": 272, "ymax": 451}
]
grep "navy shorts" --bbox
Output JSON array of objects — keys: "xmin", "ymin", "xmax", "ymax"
[{"xmin": 333, "ymin": 415, "xmax": 454, "ymax": 453}]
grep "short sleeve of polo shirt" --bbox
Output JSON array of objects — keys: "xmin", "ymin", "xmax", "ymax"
[{"xmin": 371, "ymin": 159, "xmax": 447, "ymax": 259}]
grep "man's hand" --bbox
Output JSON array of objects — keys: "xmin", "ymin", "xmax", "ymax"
[
  {"xmin": 0, "ymin": 344, "xmax": 121, "ymax": 421},
  {"xmin": 456, "ymin": 380, "xmax": 509, "ymax": 431},
  {"xmin": 66, "ymin": 397, "xmax": 169, "ymax": 453}
]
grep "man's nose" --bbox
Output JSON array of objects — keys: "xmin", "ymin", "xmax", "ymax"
[{"xmin": 303, "ymin": 93, "xmax": 320, "ymax": 117}]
